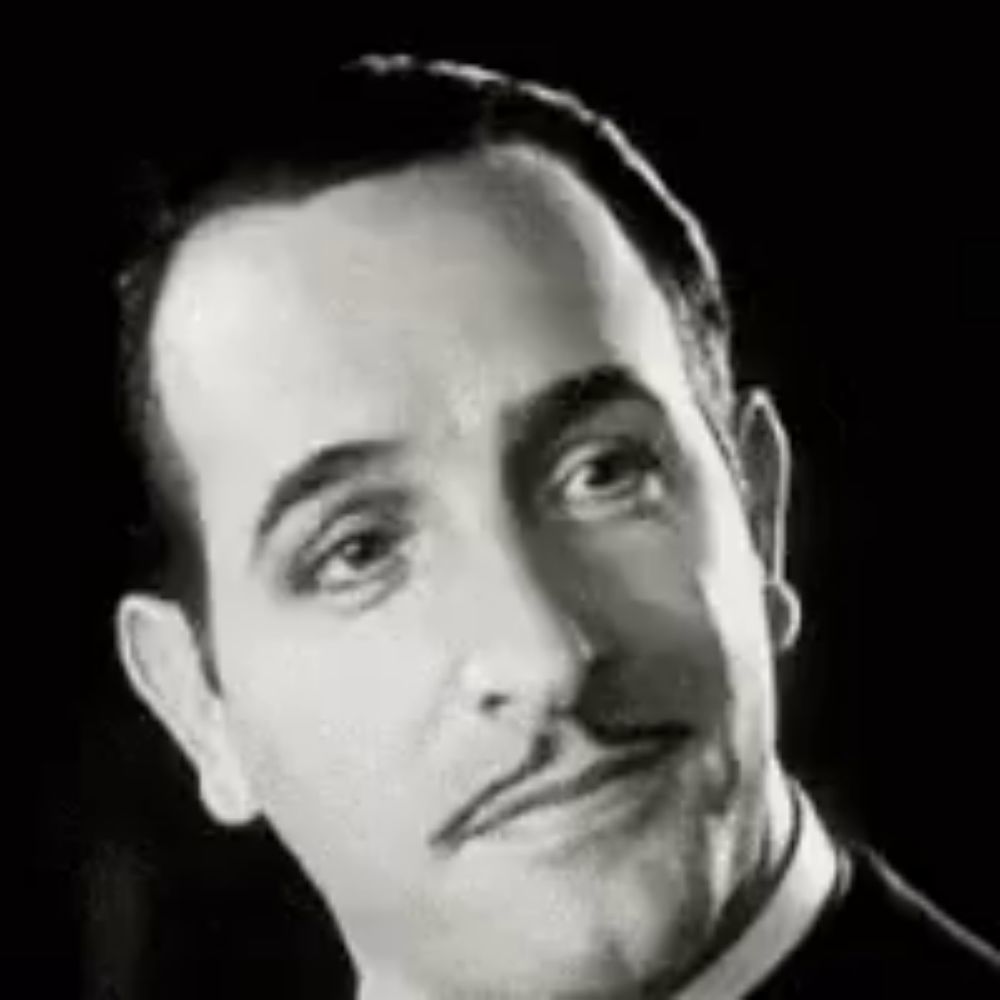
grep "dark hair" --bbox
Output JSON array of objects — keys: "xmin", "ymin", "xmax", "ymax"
[{"xmin": 117, "ymin": 53, "xmax": 736, "ymax": 646}]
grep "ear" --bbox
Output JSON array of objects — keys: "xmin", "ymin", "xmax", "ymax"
[
  {"xmin": 736, "ymin": 390, "xmax": 801, "ymax": 654},
  {"xmin": 115, "ymin": 594, "xmax": 259, "ymax": 826}
]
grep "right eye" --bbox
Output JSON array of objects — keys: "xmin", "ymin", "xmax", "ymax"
[{"xmin": 292, "ymin": 513, "xmax": 413, "ymax": 602}]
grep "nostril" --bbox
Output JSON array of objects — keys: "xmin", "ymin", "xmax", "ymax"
[{"xmin": 478, "ymin": 690, "xmax": 510, "ymax": 715}]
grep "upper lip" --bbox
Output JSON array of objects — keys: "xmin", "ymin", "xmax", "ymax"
[{"xmin": 433, "ymin": 726, "xmax": 690, "ymax": 848}]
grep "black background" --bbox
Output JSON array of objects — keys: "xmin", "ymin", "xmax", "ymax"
[{"xmin": 28, "ymin": 32, "xmax": 998, "ymax": 999}]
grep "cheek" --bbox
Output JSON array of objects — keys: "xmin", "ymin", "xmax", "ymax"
[
  {"xmin": 562, "ymin": 499, "xmax": 771, "ymax": 731},
  {"xmin": 580, "ymin": 538, "xmax": 736, "ymax": 725},
  {"xmin": 212, "ymin": 603, "xmax": 458, "ymax": 897},
  {"xmin": 210, "ymin": 583, "xmax": 456, "ymax": 809}
]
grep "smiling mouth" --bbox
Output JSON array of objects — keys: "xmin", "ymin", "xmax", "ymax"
[{"xmin": 433, "ymin": 726, "xmax": 693, "ymax": 849}]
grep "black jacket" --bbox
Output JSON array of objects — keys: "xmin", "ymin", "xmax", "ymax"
[{"xmin": 751, "ymin": 846, "xmax": 1000, "ymax": 998}]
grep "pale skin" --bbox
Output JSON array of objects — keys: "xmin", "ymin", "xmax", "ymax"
[{"xmin": 117, "ymin": 145, "xmax": 801, "ymax": 998}]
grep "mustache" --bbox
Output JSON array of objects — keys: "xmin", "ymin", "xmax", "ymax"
[{"xmin": 430, "ymin": 721, "xmax": 692, "ymax": 850}]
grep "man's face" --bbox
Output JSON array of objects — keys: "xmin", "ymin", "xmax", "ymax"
[{"xmin": 140, "ymin": 146, "xmax": 785, "ymax": 996}]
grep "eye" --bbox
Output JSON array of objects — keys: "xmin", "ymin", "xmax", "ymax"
[
  {"xmin": 547, "ymin": 437, "xmax": 668, "ymax": 519},
  {"xmin": 292, "ymin": 513, "xmax": 413, "ymax": 600}
]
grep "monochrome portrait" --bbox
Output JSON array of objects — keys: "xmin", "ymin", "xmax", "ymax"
[{"xmin": 67, "ymin": 47, "xmax": 998, "ymax": 999}]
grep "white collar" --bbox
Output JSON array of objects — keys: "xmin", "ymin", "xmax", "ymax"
[
  {"xmin": 357, "ymin": 784, "xmax": 839, "ymax": 1000},
  {"xmin": 666, "ymin": 784, "xmax": 839, "ymax": 1000}
]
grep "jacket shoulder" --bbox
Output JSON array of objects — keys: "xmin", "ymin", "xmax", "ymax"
[{"xmin": 754, "ymin": 844, "xmax": 1000, "ymax": 998}]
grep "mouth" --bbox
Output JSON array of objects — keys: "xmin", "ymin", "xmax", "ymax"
[{"xmin": 433, "ymin": 725, "xmax": 693, "ymax": 850}]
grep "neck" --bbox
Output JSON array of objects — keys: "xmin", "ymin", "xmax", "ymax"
[
  {"xmin": 654, "ymin": 763, "xmax": 798, "ymax": 996},
  {"xmin": 717, "ymin": 765, "xmax": 796, "ymax": 944}
]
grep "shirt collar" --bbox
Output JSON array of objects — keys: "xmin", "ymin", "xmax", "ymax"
[
  {"xmin": 667, "ymin": 783, "xmax": 839, "ymax": 1000},
  {"xmin": 358, "ymin": 783, "xmax": 839, "ymax": 1000}
]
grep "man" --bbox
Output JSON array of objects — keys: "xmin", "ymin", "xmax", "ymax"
[{"xmin": 114, "ymin": 54, "xmax": 999, "ymax": 997}]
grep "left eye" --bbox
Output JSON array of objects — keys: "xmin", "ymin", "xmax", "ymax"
[{"xmin": 548, "ymin": 439, "xmax": 666, "ymax": 517}]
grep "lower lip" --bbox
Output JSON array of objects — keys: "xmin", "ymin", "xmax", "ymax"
[{"xmin": 473, "ymin": 745, "xmax": 687, "ymax": 855}]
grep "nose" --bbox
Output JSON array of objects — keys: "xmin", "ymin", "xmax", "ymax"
[{"xmin": 453, "ymin": 533, "xmax": 602, "ymax": 723}]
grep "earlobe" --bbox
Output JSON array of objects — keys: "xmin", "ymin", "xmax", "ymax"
[
  {"xmin": 115, "ymin": 594, "xmax": 259, "ymax": 827},
  {"xmin": 766, "ymin": 578, "xmax": 802, "ymax": 654},
  {"xmin": 196, "ymin": 727, "xmax": 260, "ymax": 826}
]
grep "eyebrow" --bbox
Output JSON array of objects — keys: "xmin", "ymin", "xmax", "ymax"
[
  {"xmin": 253, "ymin": 439, "xmax": 403, "ymax": 560},
  {"xmin": 251, "ymin": 364, "xmax": 660, "ymax": 560},
  {"xmin": 501, "ymin": 363, "xmax": 664, "ymax": 451}
]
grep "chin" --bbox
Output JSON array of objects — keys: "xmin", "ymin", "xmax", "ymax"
[
  {"xmin": 411, "ymin": 812, "xmax": 728, "ymax": 998},
  {"xmin": 419, "ymin": 884, "xmax": 712, "ymax": 1000},
  {"xmin": 477, "ymin": 764, "xmax": 768, "ymax": 995},
  {"xmin": 345, "ymin": 742, "xmax": 772, "ymax": 997}
]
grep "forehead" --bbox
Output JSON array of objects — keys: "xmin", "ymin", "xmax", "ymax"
[{"xmin": 151, "ymin": 145, "xmax": 691, "ymax": 517}]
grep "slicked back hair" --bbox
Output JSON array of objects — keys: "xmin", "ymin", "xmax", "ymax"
[{"xmin": 117, "ymin": 54, "xmax": 737, "ymax": 674}]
